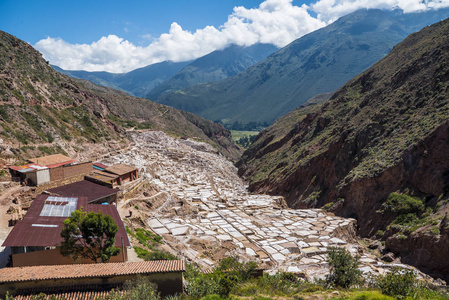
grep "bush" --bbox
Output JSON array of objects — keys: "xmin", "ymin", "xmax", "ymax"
[
  {"xmin": 326, "ymin": 247, "xmax": 362, "ymax": 288},
  {"xmin": 392, "ymin": 213, "xmax": 420, "ymax": 226},
  {"xmin": 185, "ymin": 257, "xmax": 257, "ymax": 298},
  {"xmin": 348, "ymin": 290, "xmax": 395, "ymax": 300},
  {"xmin": 144, "ymin": 250, "xmax": 178, "ymax": 261},
  {"xmin": 376, "ymin": 267, "xmax": 416, "ymax": 298},
  {"xmin": 381, "ymin": 193, "xmax": 424, "ymax": 215},
  {"xmin": 133, "ymin": 246, "xmax": 149, "ymax": 258}
]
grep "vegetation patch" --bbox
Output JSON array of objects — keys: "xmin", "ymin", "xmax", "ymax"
[{"xmin": 380, "ymin": 193, "xmax": 425, "ymax": 215}]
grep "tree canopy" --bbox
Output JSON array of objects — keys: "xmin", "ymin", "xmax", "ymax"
[{"xmin": 60, "ymin": 209, "xmax": 120, "ymax": 263}]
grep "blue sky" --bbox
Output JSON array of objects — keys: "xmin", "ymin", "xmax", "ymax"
[
  {"xmin": 2, "ymin": 0, "xmax": 313, "ymax": 45},
  {"xmin": 1, "ymin": 0, "xmax": 448, "ymax": 73}
]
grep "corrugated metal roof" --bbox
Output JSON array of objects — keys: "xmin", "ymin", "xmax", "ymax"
[
  {"xmin": 0, "ymin": 261, "xmax": 186, "ymax": 283},
  {"xmin": 2, "ymin": 194, "xmax": 129, "ymax": 248},
  {"xmin": 105, "ymin": 164, "xmax": 137, "ymax": 176},
  {"xmin": 46, "ymin": 180, "xmax": 120, "ymax": 203},
  {"xmin": 28, "ymin": 154, "xmax": 74, "ymax": 167}
]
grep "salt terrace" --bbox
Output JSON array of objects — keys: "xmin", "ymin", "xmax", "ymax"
[{"xmin": 102, "ymin": 131, "xmax": 419, "ymax": 280}]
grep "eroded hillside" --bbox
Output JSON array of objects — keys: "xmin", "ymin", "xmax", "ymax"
[
  {"xmin": 0, "ymin": 31, "xmax": 240, "ymax": 162},
  {"xmin": 238, "ymin": 17, "xmax": 449, "ymax": 280}
]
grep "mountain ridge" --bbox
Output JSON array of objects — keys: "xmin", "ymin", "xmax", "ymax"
[
  {"xmin": 156, "ymin": 8, "xmax": 449, "ymax": 125},
  {"xmin": 146, "ymin": 43, "xmax": 278, "ymax": 100},
  {"xmin": 53, "ymin": 60, "xmax": 191, "ymax": 98},
  {"xmin": 0, "ymin": 30, "xmax": 241, "ymax": 161}
]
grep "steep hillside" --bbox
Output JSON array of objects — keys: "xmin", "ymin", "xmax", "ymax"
[
  {"xmin": 157, "ymin": 8, "xmax": 449, "ymax": 125},
  {"xmin": 237, "ymin": 18, "xmax": 449, "ymax": 280},
  {"xmin": 146, "ymin": 43, "xmax": 278, "ymax": 100},
  {"xmin": 0, "ymin": 31, "xmax": 240, "ymax": 162},
  {"xmin": 54, "ymin": 60, "xmax": 191, "ymax": 98}
]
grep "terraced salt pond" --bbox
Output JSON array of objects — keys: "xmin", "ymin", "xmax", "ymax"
[{"xmin": 103, "ymin": 131, "xmax": 420, "ymax": 280}]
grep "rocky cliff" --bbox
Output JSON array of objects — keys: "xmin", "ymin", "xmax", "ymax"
[
  {"xmin": 237, "ymin": 18, "xmax": 449, "ymax": 280},
  {"xmin": 0, "ymin": 31, "xmax": 240, "ymax": 161}
]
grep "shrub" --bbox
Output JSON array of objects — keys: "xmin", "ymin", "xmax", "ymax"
[
  {"xmin": 326, "ymin": 247, "xmax": 362, "ymax": 288},
  {"xmin": 185, "ymin": 257, "xmax": 257, "ymax": 298},
  {"xmin": 381, "ymin": 193, "xmax": 424, "ymax": 215},
  {"xmin": 144, "ymin": 250, "xmax": 178, "ymax": 261},
  {"xmin": 133, "ymin": 246, "xmax": 149, "ymax": 258},
  {"xmin": 392, "ymin": 213, "xmax": 420, "ymax": 226},
  {"xmin": 376, "ymin": 267, "xmax": 416, "ymax": 298},
  {"xmin": 347, "ymin": 290, "xmax": 395, "ymax": 300}
]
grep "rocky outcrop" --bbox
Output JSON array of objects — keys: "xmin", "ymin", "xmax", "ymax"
[{"xmin": 386, "ymin": 215, "xmax": 449, "ymax": 281}]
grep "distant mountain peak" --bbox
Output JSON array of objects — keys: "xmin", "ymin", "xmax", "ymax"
[{"xmin": 154, "ymin": 8, "xmax": 449, "ymax": 125}]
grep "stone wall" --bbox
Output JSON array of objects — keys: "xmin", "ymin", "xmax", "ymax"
[{"xmin": 49, "ymin": 162, "xmax": 93, "ymax": 182}]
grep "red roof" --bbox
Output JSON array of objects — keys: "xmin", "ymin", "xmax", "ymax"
[
  {"xmin": 0, "ymin": 261, "xmax": 186, "ymax": 283},
  {"xmin": 14, "ymin": 284, "xmax": 123, "ymax": 300},
  {"xmin": 46, "ymin": 180, "xmax": 120, "ymax": 203},
  {"xmin": 2, "ymin": 194, "xmax": 129, "ymax": 248}
]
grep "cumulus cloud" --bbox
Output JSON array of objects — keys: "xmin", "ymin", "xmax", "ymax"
[
  {"xmin": 34, "ymin": 0, "xmax": 449, "ymax": 73},
  {"xmin": 311, "ymin": 0, "xmax": 449, "ymax": 22}
]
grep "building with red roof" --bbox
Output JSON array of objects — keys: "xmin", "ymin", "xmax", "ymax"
[
  {"xmin": 9, "ymin": 154, "xmax": 93, "ymax": 186},
  {"xmin": 2, "ymin": 194, "xmax": 130, "ymax": 267},
  {"xmin": 0, "ymin": 260, "xmax": 186, "ymax": 298}
]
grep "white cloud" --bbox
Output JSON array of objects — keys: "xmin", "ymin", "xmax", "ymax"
[
  {"xmin": 34, "ymin": 0, "xmax": 449, "ymax": 73},
  {"xmin": 312, "ymin": 0, "xmax": 449, "ymax": 22}
]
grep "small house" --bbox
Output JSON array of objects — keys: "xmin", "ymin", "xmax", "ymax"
[
  {"xmin": 9, "ymin": 154, "xmax": 93, "ymax": 186},
  {"xmin": 9, "ymin": 164, "xmax": 50, "ymax": 186},
  {"xmin": 0, "ymin": 260, "xmax": 186, "ymax": 298},
  {"xmin": 2, "ymin": 194, "xmax": 130, "ymax": 267},
  {"xmin": 85, "ymin": 171, "xmax": 121, "ymax": 188},
  {"xmin": 104, "ymin": 164, "xmax": 138, "ymax": 185}
]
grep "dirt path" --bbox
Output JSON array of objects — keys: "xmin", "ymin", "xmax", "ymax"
[{"xmin": 0, "ymin": 183, "xmax": 29, "ymax": 267}]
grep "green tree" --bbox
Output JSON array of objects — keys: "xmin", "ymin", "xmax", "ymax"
[
  {"xmin": 326, "ymin": 247, "xmax": 362, "ymax": 288},
  {"xmin": 60, "ymin": 209, "xmax": 120, "ymax": 263}
]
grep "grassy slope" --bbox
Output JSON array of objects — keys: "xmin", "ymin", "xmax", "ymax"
[{"xmin": 239, "ymin": 17, "xmax": 449, "ymax": 189}]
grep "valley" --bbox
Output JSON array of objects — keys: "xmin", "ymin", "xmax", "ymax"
[
  {"xmin": 99, "ymin": 131, "xmax": 430, "ymax": 281},
  {"xmin": 2, "ymin": 2, "xmax": 449, "ymax": 298}
]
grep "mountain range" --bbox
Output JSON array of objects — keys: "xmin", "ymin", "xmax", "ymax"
[
  {"xmin": 53, "ymin": 60, "xmax": 191, "ymax": 98},
  {"xmin": 155, "ymin": 8, "xmax": 449, "ymax": 125},
  {"xmin": 55, "ymin": 43, "xmax": 278, "ymax": 100},
  {"xmin": 146, "ymin": 43, "xmax": 278, "ymax": 100},
  {"xmin": 237, "ymin": 16, "xmax": 449, "ymax": 280}
]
